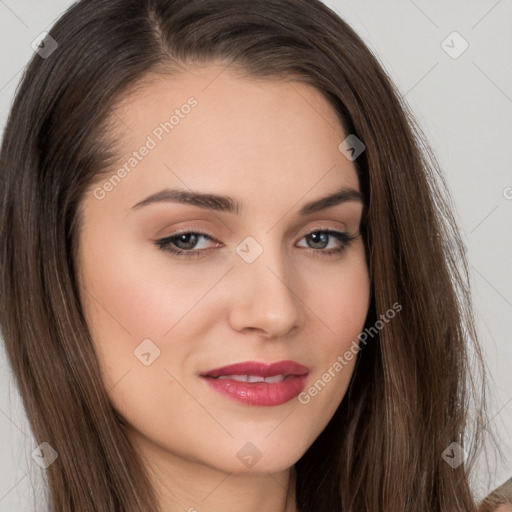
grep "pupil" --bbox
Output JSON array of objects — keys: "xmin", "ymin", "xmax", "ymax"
[
  {"xmin": 177, "ymin": 233, "xmax": 197, "ymax": 249},
  {"xmin": 309, "ymin": 232, "xmax": 328, "ymax": 249}
]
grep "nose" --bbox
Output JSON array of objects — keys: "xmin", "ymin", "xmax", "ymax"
[{"xmin": 227, "ymin": 241, "xmax": 305, "ymax": 339}]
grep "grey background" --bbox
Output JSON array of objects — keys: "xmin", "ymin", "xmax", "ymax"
[{"xmin": 0, "ymin": 0, "xmax": 510, "ymax": 509}]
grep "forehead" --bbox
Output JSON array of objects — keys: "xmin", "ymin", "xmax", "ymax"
[{"xmin": 90, "ymin": 64, "xmax": 360, "ymax": 213}]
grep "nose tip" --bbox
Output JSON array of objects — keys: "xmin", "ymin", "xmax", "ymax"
[{"xmin": 228, "ymin": 256, "xmax": 304, "ymax": 339}]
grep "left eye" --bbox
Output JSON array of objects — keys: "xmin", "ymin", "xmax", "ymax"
[
  {"xmin": 155, "ymin": 229, "xmax": 357, "ymax": 257},
  {"xmin": 298, "ymin": 230, "xmax": 348, "ymax": 251}
]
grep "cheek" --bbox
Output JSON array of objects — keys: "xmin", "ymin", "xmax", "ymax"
[
  {"xmin": 76, "ymin": 227, "xmax": 222, "ymax": 400},
  {"xmin": 307, "ymin": 246, "xmax": 370, "ymax": 344},
  {"xmin": 296, "ymin": 249, "xmax": 370, "ymax": 419},
  {"xmin": 77, "ymin": 233, "xmax": 217, "ymax": 445},
  {"xmin": 78, "ymin": 228, "xmax": 221, "ymax": 342},
  {"xmin": 78, "ymin": 234, "xmax": 256, "ymax": 439}
]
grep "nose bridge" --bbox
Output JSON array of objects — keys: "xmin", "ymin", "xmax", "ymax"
[{"xmin": 228, "ymin": 233, "xmax": 303, "ymax": 337}]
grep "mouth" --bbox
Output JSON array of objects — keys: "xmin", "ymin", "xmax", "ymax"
[{"xmin": 199, "ymin": 360, "xmax": 310, "ymax": 406}]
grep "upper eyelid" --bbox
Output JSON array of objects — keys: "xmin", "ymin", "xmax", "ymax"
[{"xmin": 158, "ymin": 224, "xmax": 350, "ymax": 240}]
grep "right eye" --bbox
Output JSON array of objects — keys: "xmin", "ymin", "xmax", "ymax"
[{"xmin": 155, "ymin": 231, "xmax": 223, "ymax": 258}]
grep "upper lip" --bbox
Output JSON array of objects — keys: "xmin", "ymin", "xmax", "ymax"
[{"xmin": 199, "ymin": 360, "xmax": 309, "ymax": 378}]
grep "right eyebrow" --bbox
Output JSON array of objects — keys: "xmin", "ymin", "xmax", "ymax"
[{"xmin": 131, "ymin": 188, "xmax": 241, "ymax": 213}]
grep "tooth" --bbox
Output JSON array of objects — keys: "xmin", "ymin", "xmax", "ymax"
[
  {"xmin": 264, "ymin": 375, "xmax": 285, "ymax": 383},
  {"xmin": 214, "ymin": 374, "xmax": 287, "ymax": 383},
  {"xmin": 217, "ymin": 375, "xmax": 248, "ymax": 382},
  {"xmin": 247, "ymin": 375, "xmax": 265, "ymax": 383}
]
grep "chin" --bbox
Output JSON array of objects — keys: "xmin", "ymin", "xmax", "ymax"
[{"xmin": 206, "ymin": 439, "xmax": 306, "ymax": 476}]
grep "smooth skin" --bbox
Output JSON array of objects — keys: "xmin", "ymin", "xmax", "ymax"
[{"xmin": 76, "ymin": 63, "xmax": 371, "ymax": 512}]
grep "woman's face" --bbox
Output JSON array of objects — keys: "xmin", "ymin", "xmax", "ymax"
[{"xmin": 76, "ymin": 64, "xmax": 370, "ymax": 477}]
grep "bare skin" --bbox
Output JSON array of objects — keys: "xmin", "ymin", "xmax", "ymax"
[{"xmin": 76, "ymin": 63, "xmax": 370, "ymax": 512}]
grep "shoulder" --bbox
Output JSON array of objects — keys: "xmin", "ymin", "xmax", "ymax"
[{"xmin": 479, "ymin": 478, "xmax": 512, "ymax": 512}]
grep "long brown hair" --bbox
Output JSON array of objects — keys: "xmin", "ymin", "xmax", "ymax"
[{"xmin": 0, "ymin": 0, "xmax": 494, "ymax": 510}]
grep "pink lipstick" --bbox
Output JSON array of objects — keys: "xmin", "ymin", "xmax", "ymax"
[{"xmin": 199, "ymin": 360, "xmax": 309, "ymax": 406}]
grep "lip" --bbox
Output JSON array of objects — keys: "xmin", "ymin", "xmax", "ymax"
[
  {"xmin": 199, "ymin": 360, "xmax": 310, "ymax": 407},
  {"xmin": 200, "ymin": 360, "xmax": 309, "ymax": 379}
]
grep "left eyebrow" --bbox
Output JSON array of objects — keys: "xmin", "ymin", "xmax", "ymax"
[
  {"xmin": 298, "ymin": 186, "xmax": 364, "ymax": 215},
  {"xmin": 130, "ymin": 185, "xmax": 364, "ymax": 215}
]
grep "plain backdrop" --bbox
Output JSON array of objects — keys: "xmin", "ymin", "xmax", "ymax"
[{"xmin": 0, "ymin": 1, "xmax": 511, "ymax": 510}]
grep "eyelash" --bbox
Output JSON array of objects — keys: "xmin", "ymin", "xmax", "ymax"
[{"xmin": 154, "ymin": 228, "xmax": 358, "ymax": 259}]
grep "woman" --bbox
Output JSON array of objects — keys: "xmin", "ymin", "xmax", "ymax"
[{"xmin": 0, "ymin": 0, "xmax": 501, "ymax": 510}]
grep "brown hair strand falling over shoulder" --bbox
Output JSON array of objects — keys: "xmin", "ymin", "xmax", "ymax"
[{"xmin": 0, "ymin": 0, "xmax": 494, "ymax": 510}]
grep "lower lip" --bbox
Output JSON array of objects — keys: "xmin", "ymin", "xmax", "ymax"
[{"xmin": 200, "ymin": 375, "xmax": 309, "ymax": 406}]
